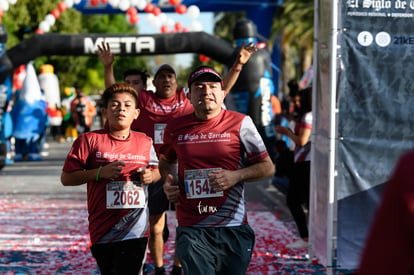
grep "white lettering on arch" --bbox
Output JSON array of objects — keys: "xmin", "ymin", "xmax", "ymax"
[{"xmin": 83, "ymin": 37, "xmax": 156, "ymax": 54}]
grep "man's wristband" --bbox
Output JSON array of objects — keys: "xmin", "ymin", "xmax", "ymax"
[{"xmin": 96, "ymin": 166, "xmax": 102, "ymax": 181}]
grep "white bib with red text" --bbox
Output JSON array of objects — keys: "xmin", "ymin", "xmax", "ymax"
[
  {"xmin": 106, "ymin": 181, "xmax": 145, "ymax": 209},
  {"xmin": 184, "ymin": 168, "xmax": 223, "ymax": 199}
]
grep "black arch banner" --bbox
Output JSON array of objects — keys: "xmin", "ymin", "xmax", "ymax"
[{"xmin": 6, "ymin": 32, "xmax": 234, "ymax": 71}]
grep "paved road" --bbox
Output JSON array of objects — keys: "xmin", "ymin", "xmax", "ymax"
[{"xmin": 0, "ymin": 141, "xmax": 84, "ymax": 194}]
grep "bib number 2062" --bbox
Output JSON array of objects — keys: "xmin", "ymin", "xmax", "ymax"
[{"xmin": 107, "ymin": 181, "xmax": 145, "ymax": 209}]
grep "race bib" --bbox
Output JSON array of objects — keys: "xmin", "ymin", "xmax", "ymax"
[
  {"xmin": 154, "ymin": 123, "xmax": 166, "ymax": 144},
  {"xmin": 184, "ymin": 168, "xmax": 223, "ymax": 199},
  {"xmin": 106, "ymin": 181, "xmax": 145, "ymax": 209}
]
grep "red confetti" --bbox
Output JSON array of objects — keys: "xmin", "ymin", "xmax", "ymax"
[{"xmin": 0, "ymin": 193, "xmax": 354, "ymax": 274}]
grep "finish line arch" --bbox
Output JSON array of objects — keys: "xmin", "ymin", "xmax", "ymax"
[{"xmin": 5, "ymin": 32, "xmax": 235, "ymax": 68}]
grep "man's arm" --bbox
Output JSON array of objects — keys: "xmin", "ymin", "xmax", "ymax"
[
  {"xmin": 236, "ymin": 156, "xmax": 275, "ymax": 182},
  {"xmin": 222, "ymin": 42, "xmax": 258, "ymax": 95},
  {"xmin": 208, "ymin": 156, "xmax": 275, "ymax": 191},
  {"xmin": 159, "ymin": 155, "xmax": 178, "ymax": 180},
  {"xmin": 96, "ymin": 41, "xmax": 116, "ymax": 88},
  {"xmin": 159, "ymin": 156, "xmax": 180, "ymax": 203}
]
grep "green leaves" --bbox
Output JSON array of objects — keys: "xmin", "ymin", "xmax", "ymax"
[{"xmin": 2, "ymin": 0, "xmax": 146, "ymax": 95}]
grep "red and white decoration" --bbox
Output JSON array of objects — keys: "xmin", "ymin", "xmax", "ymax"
[
  {"xmin": 36, "ymin": 0, "xmax": 81, "ymax": 34},
  {"xmin": 0, "ymin": 0, "xmax": 203, "ymax": 36},
  {"xmin": 0, "ymin": 0, "xmax": 17, "ymax": 21},
  {"xmin": 35, "ymin": 0, "xmax": 202, "ymax": 34},
  {"xmin": 1, "ymin": 1, "xmax": 208, "ymax": 63}
]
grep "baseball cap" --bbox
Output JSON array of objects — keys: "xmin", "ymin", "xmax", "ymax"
[
  {"xmin": 188, "ymin": 66, "xmax": 223, "ymax": 87},
  {"xmin": 154, "ymin": 64, "xmax": 175, "ymax": 79}
]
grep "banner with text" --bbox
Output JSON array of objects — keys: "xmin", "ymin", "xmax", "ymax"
[{"xmin": 337, "ymin": 0, "xmax": 414, "ymax": 268}]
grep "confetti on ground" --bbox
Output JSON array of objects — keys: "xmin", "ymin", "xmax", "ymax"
[{"xmin": 0, "ymin": 193, "xmax": 354, "ymax": 274}]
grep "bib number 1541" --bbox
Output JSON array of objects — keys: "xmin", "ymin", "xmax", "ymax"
[{"xmin": 184, "ymin": 168, "xmax": 223, "ymax": 199}]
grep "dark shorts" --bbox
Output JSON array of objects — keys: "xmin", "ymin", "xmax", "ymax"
[
  {"xmin": 175, "ymin": 225, "xmax": 255, "ymax": 275},
  {"xmin": 90, "ymin": 237, "xmax": 148, "ymax": 275},
  {"xmin": 148, "ymin": 178, "xmax": 169, "ymax": 215}
]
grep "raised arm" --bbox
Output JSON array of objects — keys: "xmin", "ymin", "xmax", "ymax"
[
  {"xmin": 222, "ymin": 42, "xmax": 258, "ymax": 95},
  {"xmin": 96, "ymin": 41, "xmax": 116, "ymax": 88}
]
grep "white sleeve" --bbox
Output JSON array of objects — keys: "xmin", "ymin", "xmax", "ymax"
[{"xmin": 240, "ymin": 116, "xmax": 267, "ymax": 155}]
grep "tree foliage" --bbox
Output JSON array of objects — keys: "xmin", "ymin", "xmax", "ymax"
[
  {"xmin": 271, "ymin": 0, "xmax": 314, "ymax": 89},
  {"xmin": 214, "ymin": 12, "xmax": 245, "ymax": 44},
  {"xmin": 2, "ymin": 0, "xmax": 148, "ymax": 94},
  {"xmin": 204, "ymin": 4, "xmax": 314, "ymax": 95}
]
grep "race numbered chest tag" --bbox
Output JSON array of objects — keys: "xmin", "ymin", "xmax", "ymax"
[
  {"xmin": 184, "ymin": 168, "xmax": 223, "ymax": 199},
  {"xmin": 154, "ymin": 123, "xmax": 166, "ymax": 144},
  {"xmin": 106, "ymin": 181, "xmax": 145, "ymax": 209}
]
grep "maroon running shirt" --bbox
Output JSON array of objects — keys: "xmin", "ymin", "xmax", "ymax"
[
  {"xmin": 160, "ymin": 109, "xmax": 269, "ymax": 227},
  {"xmin": 132, "ymin": 88, "xmax": 194, "ymax": 154},
  {"xmin": 62, "ymin": 129, "xmax": 158, "ymax": 244}
]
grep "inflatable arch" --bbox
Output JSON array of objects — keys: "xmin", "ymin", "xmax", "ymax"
[{"xmin": 6, "ymin": 32, "xmax": 234, "ymax": 67}]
